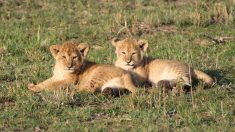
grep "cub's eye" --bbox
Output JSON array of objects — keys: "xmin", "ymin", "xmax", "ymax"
[
  {"xmin": 122, "ymin": 52, "xmax": 126, "ymax": 54},
  {"xmin": 73, "ymin": 56, "xmax": 78, "ymax": 59},
  {"xmin": 132, "ymin": 52, "xmax": 136, "ymax": 55},
  {"xmin": 62, "ymin": 55, "xmax": 66, "ymax": 59}
]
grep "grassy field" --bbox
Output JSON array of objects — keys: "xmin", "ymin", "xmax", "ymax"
[{"xmin": 0, "ymin": 0, "xmax": 235, "ymax": 131}]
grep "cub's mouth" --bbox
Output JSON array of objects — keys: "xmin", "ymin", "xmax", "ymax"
[
  {"xmin": 64, "ymin": 67, "xmax": 77, "ymax": 72},
  {"xmin": 125, "ymin": 63, "xmax": 136, "ymax": 69},
  {"xmin": 126, "ymin": 63, "xmax": 135, "ymax": 67}
]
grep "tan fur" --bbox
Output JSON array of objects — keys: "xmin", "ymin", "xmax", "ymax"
[
  {"xmin": 112, "ymin": 38, "xmax": 214, "ymax": 88},
  {"xmin": 28, "ymin": 42, "xmax": 136, "ymax": 95},
  {"xmin": 75, "ymin": 63, "xmax": 136, "ymax": 95}
]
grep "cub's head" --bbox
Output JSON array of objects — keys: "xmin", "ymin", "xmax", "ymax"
[
  {"xmin": 112, "ymin": 38, "xmax": 148, "ymax": 70},
  {"xmin": 50, "ymin": 42, "xmax": 89, "ymax": 73}
]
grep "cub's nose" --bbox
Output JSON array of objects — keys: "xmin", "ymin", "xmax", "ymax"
[
  {"xmin": 67, "ymin": 64, "xmax": 73, "ymax": 69},
  {"xmin": 126, "ymin": 60, "xmax": 131, "ymax": 64}
]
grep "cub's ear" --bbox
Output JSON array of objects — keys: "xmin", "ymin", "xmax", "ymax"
[
  {"xmin": 137, "ymin": 39, "xmax": 148, "ymax": 52},
  {"xmin": 111, "ymin": 37, "xmax": 120, "ymax": 47},
  {"xmin": 77, "ymin": 43, "xmax": 89, "ymax": 57},
  {"xmin": 49, "ymin": 45, "xmax": 62, "ymax": 58}
]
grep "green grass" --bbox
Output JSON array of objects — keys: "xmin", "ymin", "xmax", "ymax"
[{"xmin": 0, "ymin": 0, "xmax": 235, "ymax": 131}]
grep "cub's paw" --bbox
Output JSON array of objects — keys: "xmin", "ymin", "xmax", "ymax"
[{"xmin": 27, "ymin": 83, "xmax": 41, "ymax": 92}]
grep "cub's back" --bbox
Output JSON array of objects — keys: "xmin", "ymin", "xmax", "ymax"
[
  {"xmin": 89, "ymin": 64, "xmax": 128, "ymax": 79},
  {"xmin": 76, "ymin": 64, "xmax": 133, "ymax": 93},
  {"xmin": 79, "ymin": 64, "xmax": 128, "ymax": 85},
  {"xmin": 148, "ymin": 59, "xmax": 192, "ymax": 82}
]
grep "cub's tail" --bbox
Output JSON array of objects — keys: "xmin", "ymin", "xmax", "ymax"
[{"xmin": 194, "ymin": 69, "xmax": 214, "ymax": 87}]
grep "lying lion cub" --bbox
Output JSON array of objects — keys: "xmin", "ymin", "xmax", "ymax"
[
  {"xmin": 112, "ymin": 38, "xmax": 214, "ymax": 89},
  {"xmin": 28, "ymin": 42, "xmax": 136, "ymax": 95}
]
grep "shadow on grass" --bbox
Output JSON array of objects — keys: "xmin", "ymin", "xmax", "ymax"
[
  {"xmin": 205, "ymin": 68, "xmax": 234, "ymax": 86},
  {"xmin": 0, "ymin": 96, "xmax": 15, "ymax": 108},
  {"xmin": 66, "ymin": 93, "xmax": 115, "ymax": 108}
]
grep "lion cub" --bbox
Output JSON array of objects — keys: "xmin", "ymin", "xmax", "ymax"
[
  {"xmin": 112, "ymin": 38, "xmax": 214, "ymax": 89},
  {"xmin": 28, "ymin": 42, "xmax": 136, "ymax": 95}
]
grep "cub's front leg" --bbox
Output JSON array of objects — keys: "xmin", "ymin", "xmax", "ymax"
[
  {"xmin": 28, "ymin": 77, "xmax": 73, "ymax": 92},
  {"xmin": 122, "ymin": 73, "xmax": 137, "ymax": 95},
  {"xmin": 75, "ymin": 79, "xmax": 103, "ymax": 93}
]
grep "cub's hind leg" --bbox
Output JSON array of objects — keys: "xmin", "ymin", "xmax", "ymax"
[
  {"xmin": 101, "ymin": 77, "xmax": 127, "ymax": 97},
  {"xmin": 157, "ymin": 80, "xmax": 177, "ymax": 90},
  {"xmin": 75, "ymin": 79, "xmax": 103, "ymax": 93},
  {"xmin": 101, "ymin": 73, "xmax": 136, "ymax": 96}
]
